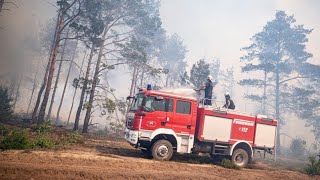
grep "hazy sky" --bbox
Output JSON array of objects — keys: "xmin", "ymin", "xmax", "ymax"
[
  {"xmin": 2, "ymin": 0, "xmax": 318, "ymax": 144},
  {"xmin": 160, "ymin": 0, "xmax": 320, "ymax": 69},
  {"xmin": 159, "ymin": 0, "xmax": 320, "ymax": 145}
]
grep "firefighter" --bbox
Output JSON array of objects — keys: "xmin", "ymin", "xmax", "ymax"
[
  {"xmin": 223, "ymin": 92, "xmax": 235, "ymax": 110},
  {"xmin": 202, "ymin": 75, "xmax": 214, "ymax": 105}
]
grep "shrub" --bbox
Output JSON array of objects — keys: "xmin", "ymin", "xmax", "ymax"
[
  {"xmin": 33, "ymin": 120, "xmax": 53, "ymax": 134},
  {"xmin": 33, "ymin": 136, "xmax": 55, "ymax": 148},
  {"xmin": 0, "ymin": 86, "xmax": 13, "ymax": 121},
  {"xmin": 62, "ymin": 132, "xmax": 83, "ymax": 144},
  {"xmin": 290, "ymin": 137, "xmax": 306, "ymax": 157},
  {"xmin": 0, "ymin": 130, "xmax": 31, "ymax": 150},
  {"xmin": 0, "ymin": 124, "xmax": 9, "ymax": 136},
  {"xmin": 221, "ymin": 158, "xmax": 240, "ymax": 169},
  {"xmin": 305, "ymin": 155, "xmax": 320, "ymax": 176}
]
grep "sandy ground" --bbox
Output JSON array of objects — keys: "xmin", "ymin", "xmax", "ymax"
[{"xmin": 0, "ymin": 138, "xmax": 318, "ymax": 180}]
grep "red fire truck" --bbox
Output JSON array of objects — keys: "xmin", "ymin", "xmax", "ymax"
[{"xmin": 125, "ymin": 86, "xmax": 277, "ymax": 167}]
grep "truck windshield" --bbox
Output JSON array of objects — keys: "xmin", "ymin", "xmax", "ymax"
[
  {"xmin": 142, "ymin": 96, "xmax": 166, "ymax": 112},
  {"xmin": 130, "ymin": 94, "xmax": 144, "ymax": 112}
]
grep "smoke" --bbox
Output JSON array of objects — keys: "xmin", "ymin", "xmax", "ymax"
[
  {"xmin": 160, "ymin": 87, "xmax": 198, "ymax": 99},
  {"xmin": 160, "ymin": 87, "xmax": 225, "ymax": 108},
  {"xmin": 0, "ymin": 1, "xmax": 318, "ymax": 152}
]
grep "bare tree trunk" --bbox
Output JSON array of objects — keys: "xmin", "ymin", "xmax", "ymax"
[
  {"xmin": 133, "ymin": 69, "xmax": 138, "ymax": 96},
  {"xmin": 140, "ymin": 69, "xmax": 144, "ymax": 88},
  {"xmin": 56, "ymin": 40, "xmax": 78, "ymax": 123},
  {"xmin": 275, "ymin": 68, "xmax": 280, "ymax": 154},
  {"xmin": 32, "ymin": 60, "xmax": 51, "ymax": 122},
  {"xmin": 47, "ymin": 29, "xmax": 70, "ymax": 122},
  {"xmin": 0, "ymin": 0, "xmax": 4, "ymax": 12},
  {"xmin": 275, "ymin": 39, "xmax": 281, "ymax": 155},
  {"xmin": 67, "ymin": 50, "xmax": 86, "ymax": 126},
  {"xmin": 13, "ymin": 75, "xmax": 22, "ymax": 111},
  {"xmin": 262, "ymin": 70, "xmax": 267, "ymax": 114},
  {"xmin": 8, "ymin": 82, "xmax": 15, "ymax": 98},
  {"xmin": 82, "ymin": 29, "xmax": 108, "ymax": 133},
  {"xmin": 32, "ymin": 11, "xmax": 60, "ymax": 123},
  {"xmin": 130, "ymin": 66, "xmax": 137, "ymax": 97},
  {"xmin": 27, "ymin": 71, "xmax": 38, "ymax": 115},
  {"xmin": 73, "ymin": 44, "xmax": 95, "ymax": 131},
  {"xmin": 165, "ymin": 74, "xmax": 169, "ymax": 87},
  {"xmin": 8, "ymin": 75, "xmax": 17, "ymax": 98},
  {"xmin": 126, "ymin": 66, "xmax": 138, "ymax": 116},
  {"xmin": 38, "ymin": 11, "xmax": 65, "ymax": 124}
]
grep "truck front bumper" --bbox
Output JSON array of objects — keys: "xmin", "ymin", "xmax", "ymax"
[{"xmin": 124, "ymin": 128, "xmax": 139, "ymax": 145}]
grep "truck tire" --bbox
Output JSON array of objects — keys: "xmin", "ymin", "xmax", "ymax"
[
  {"xmin": 231, "ymin": 148, "xmax": 249, "ymax": 167},
  {"xmin": 151, "ymin": 140, "xmax": 173, "ymax": 161}
]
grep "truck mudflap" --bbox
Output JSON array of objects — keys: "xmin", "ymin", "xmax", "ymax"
[{"xmin": 125, "ymin": 128, "xmax": 139, "ymax": 146}]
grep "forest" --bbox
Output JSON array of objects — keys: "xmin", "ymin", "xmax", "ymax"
[{"xmin": 0, "ymin": 0, "xmax": 319, "ymax": 157}]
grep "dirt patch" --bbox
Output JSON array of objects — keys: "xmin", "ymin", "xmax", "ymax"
[{"xmin": 0, "ymin": 138, "xmax": 317, "ymax": 180}]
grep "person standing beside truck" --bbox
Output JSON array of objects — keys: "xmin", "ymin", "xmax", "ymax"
[{"xmin": 223, "ymin": 92, "xmax": 235, "ymax": 109}]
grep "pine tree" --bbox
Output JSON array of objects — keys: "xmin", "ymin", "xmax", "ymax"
[
  {"xmin": 240, "ymin": 10, "xmax": 320, "ymax": 151},
  {"xmin": 158, "ymin": 34, "xmax": 187, "ymax": 87},
  {"xmin": 190, "ymin": 59, "xmax": 210, "ymax": 88},
  {"xmin": 0, "ymin": 86, "xmax": 13, "ymax": 120}
]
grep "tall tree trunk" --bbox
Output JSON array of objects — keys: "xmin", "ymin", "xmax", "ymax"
[
  {"xmin": 27, "ymin": 71, "xmax": 38, "ymax": 115},
  {"xmin": 140, "ymin": 69, "xmax": 144, "ymax": 88},
  {"xmin": 32, "ymin": 11, "xmax": 60, "ymax": 123},
  {"xmin": 38, "ymin": 11, "xmax": 65, "ymax": 124},
  {"xmin": 262, "ymin": 70, "xmax": 267, "ymax": 114},
  {"xmin": 8, "ymin": 77, "xmax": 16, "ymax": 98},
  {"xmin": 275, "ymin": 36, "xmax": 281, "ymax": 155},
  {"xmin": 130, "ymin": 67, "xmax": 137, "ymax": 96},
  {"xmin": 133, "ymin": 70, "xmax": 138, "ymax": 96},
  {"xmin": 56, "ymin": 40, "xmax": 78, "ymax": 122},
  {"xmin": 13, "ymin": 75, "xmax": 22, "ymax": 111},
  {"xmin": 82, "ymin": 29, "xmax": 108, "ymax": 133},
  {"xmin": 32, "ymin": 59, "xmax": 51, "ymax": 122},
  {"xmin": 275, "ymin": 68, "xmax": 280, "ymax": 154},
  {"xmin": 67, "ymin": 50, "xmax": 86, "ymax": 126},
  {"xmin": 0, "ymin": 0, "xmax": 4, "ymax": 12},
  {"xmin": 73, "ymin": 44, "xmax": 95, "ymax": 131},
  {"xmin": 125, "ymin": 66, "xmax": 138, "ymax": 117},
  {"xmin": 47, "ymin": 29, "xmax": 70, "ymax": 122}
]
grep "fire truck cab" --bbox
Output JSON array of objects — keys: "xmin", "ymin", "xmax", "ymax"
[{"xmin": 125, "ymin": 86, "xmax": 277, "ymax": 167}]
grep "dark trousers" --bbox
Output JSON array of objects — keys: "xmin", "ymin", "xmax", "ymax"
[{"xmin": 204, "ymin": 96, "xmax": 212, "ymax": 105}]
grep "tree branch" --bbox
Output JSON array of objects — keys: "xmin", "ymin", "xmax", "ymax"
[
  {"xmin": 106, "ymin": 30, "xmax": 134, "ymax": 40},
  {"xmin": 279, "ymin": 75, "xmax": 310, "ymax": 85},
  {"xmin": 59, "ymin": 0, "xmax": 82, "ymax": 34},
  {"xmin": 4, "ymin": 1, "xmax": 18, "ymax": 8},
  {"xmin": 105, "ymin": 35, "xmax": 131, "ymax": 46},
  {"xmin": 41, "ymin": 0, "xmax": 58, "ymax": 9},
  {"xmin": 104, "ymin": 8, "xmax": 129, "ymax": 37},
  {"xmin": 58, "ymin": 35, "xmax": 83, "ymax": 42},
  {"xmin": 56, "ymin": 60, "xmax": 84, "ymax": 74}
]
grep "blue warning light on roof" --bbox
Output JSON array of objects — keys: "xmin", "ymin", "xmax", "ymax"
[{"xmin": 147, "ymin": 84, "xmax": 152, "ymax": 90}]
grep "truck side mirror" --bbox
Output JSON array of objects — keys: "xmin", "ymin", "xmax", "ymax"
[{"xmin": 154, "ymin": 96, "xmax": 164, "ymax": 101}]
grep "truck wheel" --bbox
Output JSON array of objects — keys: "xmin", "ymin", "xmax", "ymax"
[
  {"xmin": 231, "ymin": 148, "xmax": 249, "ymax": 167},
  {"xmin": 151, "ymin": 140, "xmax": 173, "ymax": 161}
]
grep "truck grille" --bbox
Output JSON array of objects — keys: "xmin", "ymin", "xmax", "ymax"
[{"xmin": 127, "ymin": 117, "xmax": 134, "ymax": 127}]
